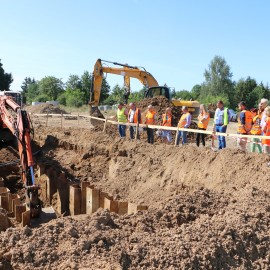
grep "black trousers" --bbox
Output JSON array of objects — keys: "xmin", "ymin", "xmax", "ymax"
[
  {"xmin": 146, "ymin": 128, "xmax": 154, "ymax": 144},
  {"xmin": 196, "ymin": 128, "xmax": 206, "ymax": 146}
]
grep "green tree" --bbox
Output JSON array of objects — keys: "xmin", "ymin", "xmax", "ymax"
[
  {"xmin": 247, "ymin": 83, "xmax": 270, "ymax": 108},
  {"xmin": 81, "ymin": 71, "xmax": 92, "ymax": 101},
  {"xmin": 25, "ymin": 82, "xmax": 40, "ymax": 103},
  {"xmin": 65, "ymin": 88, "xmax": 85, "ymax": 107},
  {"xmin": 38, "ymin": 76, "xmax": 64, "ymax": 100},
  {"xmin": 21, "ymin": 77, "xmax": 37, "ymax": 103},
  {"xmin": 191, "ymin": 84, "xmax": 201, "ymax": 100},
  {"xmin": 174, "ymin": 90, "xmax": 193, "ymax": 100},
  {"xmin": 66, "ymin": 75, "xmax": 82, "ymax": 91},
  {"xmin": 129, "ymin": 88, "xmax": 145, "ymax": 103},
  {"xmin": 21, "ymin": 77, "xmax": 36, "ymax": 93},
  {"xmin": 57, "ymin": 92, "xmax": 66, "ymax": 106},
  {"xmin": 201, "ymin": 55, "xmax": 234, "ymax": 106},
  {"xmin": 0, "ymin": 59, "xmax": 13, "ymax": 90},
  {"xmin": 235, "ymin": 77, "xmax": 257, "ymax": 103},
  {"xmin": 100, "ymin": 78, "xmax": 110, "ymax": 104},
  {"xmin": 103, "ymin": 84, "xmax": 125, "ymax": 105},
  {"xmin": 34, "ymin": 94, "xmax": 50, "ymax": 102},
  {"xmin": 81, "ymin": 71, "xmax": 110, "ymax": 104}
]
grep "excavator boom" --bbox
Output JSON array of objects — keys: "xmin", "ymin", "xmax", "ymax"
[
  {"xmin": 0, "ymin": 93, "xmax": 41, "ymax": 218},
  {"xmin": 89, "ymin": 59, "xmax": 200, "ymax": 117},
  {"xmin": 90, "ymin": 59, "xmax": 158, "ymax": 106}
]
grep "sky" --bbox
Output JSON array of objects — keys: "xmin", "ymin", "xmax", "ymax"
[{"xmin": 1, "ymin": 0, "xmax": 270, "ymax": 94}]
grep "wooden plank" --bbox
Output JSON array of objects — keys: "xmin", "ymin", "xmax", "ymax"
[
  {"xmin": 81, "ymin": 181, "xmax": 89, "ymax": 214},
  {"xmin": 86, "ymin": 187, "xmax": 100, "ymax": 214},
  {"xmin": 8, "ymin": 193, "xmax": 19, "ymax": 212},
  {"xmin": 104, "ymin": 198, "xmax": 118, "ymax": 213},
  {"xmin": 69, "ymin": 185, "xmax": 81, "ymax": 216},
  {"xmin": 15, "ymin": 205, "xmax": 26, "ymax": 223},
  {"xmin": 0, "ymin": 195, "xmax": 9, "ymax": 211},
  {"xmin": 118, "ymin": 201, "xmax": 128, "ymax": 215},
  {"xmin": 22, "ymin": 210, "xmax": 31, "ymax": 227}
]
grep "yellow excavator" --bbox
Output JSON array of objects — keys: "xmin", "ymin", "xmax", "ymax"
[{"xmin": 89, "ymin": 59, "xmax": 200, "ymax": 116}]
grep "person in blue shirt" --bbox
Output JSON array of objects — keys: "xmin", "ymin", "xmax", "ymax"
[{"xmin": 213, "ymin": 100, "xmax": 229, "ymax": 150}]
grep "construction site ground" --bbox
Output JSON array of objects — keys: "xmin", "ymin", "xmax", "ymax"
[{"xmin": 1, "ymin": 102, "xmax": 270, "ymax": 269}]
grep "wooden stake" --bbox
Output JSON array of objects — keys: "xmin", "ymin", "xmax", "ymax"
[
  {"xmin": 174, "ymin": 126, "xmax": 180, "ymax": 146},
  {"xmin": 103, "ymin": 118, "xmax": 108, "ymax": 133},
  {"xmin": 77, "ymin": 112, "xmax": 79, "ymax": 126},
  {"xmin": 135, "ymin": 122, "xmax": 139, "ymax": 139},
  {"xmin": 61, "ymin": 112, "xmax": 63, "ymax": 129},
  {"xmin": 46, "ymin": 113, "xmax": 49, "ymax": 127}
]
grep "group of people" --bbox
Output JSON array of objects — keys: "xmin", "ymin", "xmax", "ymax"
[
  {"xmin": 117, "ymin": 102, "xmax": 173, "ymax": 144},
  {"xmin": 211, "ymin": 98, "xmax": 270, "ymax": 154},
  {"xmin": 116, "ymin": 98, "xmax": 270, "ymax": 154}
]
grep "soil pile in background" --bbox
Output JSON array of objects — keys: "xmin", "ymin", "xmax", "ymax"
[
  {"xmin": 136, "ymin": 96, "xmax": 181, "ymax": 126},
  {"xmin": 25, "ymin": 104, "xmax": 68, "ymax": 114}
]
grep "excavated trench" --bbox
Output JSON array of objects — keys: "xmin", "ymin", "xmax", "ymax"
[{"xmin": 1, "ymin": 125, "xmax": 270, "ymax": 269}]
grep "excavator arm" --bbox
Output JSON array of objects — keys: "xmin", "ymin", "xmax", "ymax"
[
  {"xmin": 89, "ymin": 59, "xmax": 159, "ymax": 106},
  {"xmin": 0, "ymin": 94, "xmax": 41, "ymax": 218}
]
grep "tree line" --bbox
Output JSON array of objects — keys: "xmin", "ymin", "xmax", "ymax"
[{"xmin": 1, "ymin": 56, "xmax": 269, "ymax": 109}]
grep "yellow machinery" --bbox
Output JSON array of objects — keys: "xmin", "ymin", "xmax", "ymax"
[{"xmin": 89, "ymin": 59, "xmax": 200, "ymax": 116}]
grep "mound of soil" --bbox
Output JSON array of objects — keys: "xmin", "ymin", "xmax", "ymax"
[
  {"xmin": 0, "ymin": 208, "xmax": 9, "ymax": 232},
  {"xmin": 1, "ymin": 126, "xmax": 270, "ymax": 269},
  {"xmin": 0, "ymin": 188, "xmax": 269, "ymax": 269},
  {"xmin": 136, "ymin": 96, "xmax": 181, "ymax": 126},
  {"xmin": 25, "ymin": 104, "xmax": 68, "ymax": 115}
]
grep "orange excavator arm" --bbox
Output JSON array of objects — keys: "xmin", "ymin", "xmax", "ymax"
[
  {"xmin": 0, "ymin": 94, "xmax": 41, "ymax": 217},
  {"xmin": 89, "ymin": 59, "xmax": 159, "ymax": 106}
]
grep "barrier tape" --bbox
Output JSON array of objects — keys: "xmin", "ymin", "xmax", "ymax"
[{"xmin": 32, "ymin": 113, "xmax": 270, "ymax": 141}]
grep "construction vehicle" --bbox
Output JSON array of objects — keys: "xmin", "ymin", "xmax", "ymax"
[
  {"xmin": 0, "ymin": 91, "xmax": 41, "ymax": 218},
  {"xmin": 89, "ymin": 59, "xmax": 200, "ymax": 117}
]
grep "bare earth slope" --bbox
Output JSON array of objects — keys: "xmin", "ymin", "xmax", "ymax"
[{"xmin": 0, "ymin": 127, "xmax": 270, "ymax": 269}]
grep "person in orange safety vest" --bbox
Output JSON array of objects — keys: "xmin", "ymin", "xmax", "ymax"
[
  {"xmin": 250, "ymin": 106, "xmax": 262, "ymax": 153},
  {"xmin": 145, "ymin": 105, "xmax": 157, "ymax": 144},
  {"xmin": 237, "ymin": 101, "xmax": 253, "ymax": 151},
  {"xmin": 128, "ymin": 102, "xmax": 142, "ymax": 139},
  {"xmin": 196, "ymin": 104, "xmax": 210, "ymax": 147},
  {"xmin": 161, "ymin": 107, "xmax": 172, "ymax": 143},
  {"xmin": 176, "ymin": 106, "xmax": 191, "ymax": 145}
]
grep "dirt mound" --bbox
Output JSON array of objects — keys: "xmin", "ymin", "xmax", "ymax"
[
  {"xmin": 25, "ymin": 104, "xmax": 68, "ymax": 114},
  {"xmin": 1, "ymin": 188, "xmax": 270, "ymax": 269},
  {"xmin": 136, "ymin": 96, "xmax": 181, "ymax": 126},
  {"xmin": 33, "ymin": 127, "xmax": 270, "ymax": 206},
  {"xmin": 1, "ymin": 126, "xmax": 270, "ymax": 269},
  {"xmin": 0, "ymin": 208, "xmax": 9, "ymax": 232}
]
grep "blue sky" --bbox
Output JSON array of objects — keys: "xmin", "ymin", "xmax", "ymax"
[{"xmin": 1, "ymin": 0, "xmax": 270, "ymax": 94}]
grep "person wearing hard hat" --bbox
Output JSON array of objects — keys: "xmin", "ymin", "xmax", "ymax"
[
  {"xmin": 128, "ymin": 102, "xmax": 142, "ymax": 139},
  {"xmin": 145, "ymin": 105, "xmax": 157, "ymax": 144},
  {"xmin": 176, "ymin": 106, "xmax": 191, "ymax": 145},
  {"xmin": 117, "ymin": 103, "xmax": 128, "ymax": 138}
]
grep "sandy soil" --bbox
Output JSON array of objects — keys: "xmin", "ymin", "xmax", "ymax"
[{"xmin": 0, "ymin": 101, "xmax": 269, "ymax": 269}]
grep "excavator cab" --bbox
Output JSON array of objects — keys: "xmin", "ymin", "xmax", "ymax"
[
  {"xmin": 145, "ymin": 86, "xmax": 171, "ymax": 100},
  {"xmin": 0, "ymin": 91, "xmax": 23, "ymax": 107}
]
